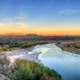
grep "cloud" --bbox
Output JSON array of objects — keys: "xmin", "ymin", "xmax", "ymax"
[
  {"xmin": 0, "ymin": 16, "xmax": 27, "ymax": 28},
  {"xmin": 57, "ymin": 9, "xmax": 80, "ymax": 15},
  {"xmin": 0, "ymin": 16, "xmax": 25, "ymax": 22}
]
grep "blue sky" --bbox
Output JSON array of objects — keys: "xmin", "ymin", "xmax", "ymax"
[
  {"xmin": 0, "ymin": 0, "xmax": 80, "ymax": 23},
  {"xmin": 0, "ymin": 0, "xmax": 80, "ymax": 35}
]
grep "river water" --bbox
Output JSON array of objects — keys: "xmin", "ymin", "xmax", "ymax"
[
  {"xmin": 4, "ymin": 43, "xmax": 80, "ymax": 80},
  {"xmin": 31, "ymin": 44, "xmax": 80, "ymax": 80}
]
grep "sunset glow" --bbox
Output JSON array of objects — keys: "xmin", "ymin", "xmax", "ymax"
[
  {"xmin": 0, "ymin": 23, "xmax": 80, "ymax": 36},
  {"xmin": 0, "ymin": 0, "xmax": 80, "ymax": 36}
]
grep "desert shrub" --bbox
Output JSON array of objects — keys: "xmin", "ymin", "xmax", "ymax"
[
  {"xmin": 5, "ymin": 59, "xmax": 61, "ymax": 80},
  {"xmin": 0, "ymin": 45, "xmax": 10, "ymax": 51},
  {"xmin": 19, "ymin": 41, "xmax": 48, "ymax": 48}
]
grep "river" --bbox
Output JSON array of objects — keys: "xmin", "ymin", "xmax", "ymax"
[
  {"xmin": 29, "ymin": 43, "xmax": 80, "ymax": 80},
  {"xmin": 4, "ymin": 43, "xmax": 80, "ymax": 80}
]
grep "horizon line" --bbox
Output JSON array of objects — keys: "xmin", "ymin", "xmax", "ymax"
[{"xmin": 0, "ymin": 33, "xmax": 80, "ymax": 36}]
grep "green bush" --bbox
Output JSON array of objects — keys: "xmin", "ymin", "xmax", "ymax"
[{"xmin": 5, "ymin": 59, "xmax": 61, "ymax": 80}]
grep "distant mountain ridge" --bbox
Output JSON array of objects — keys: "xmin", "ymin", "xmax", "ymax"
[{"xmin": 0, "ymin": 34, "xmax": 80, "ymax": 41}]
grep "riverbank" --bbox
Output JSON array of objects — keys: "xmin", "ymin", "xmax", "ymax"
[{"xmin": 56, "ymin": 42, "xmax": 80, "ymax": 54}]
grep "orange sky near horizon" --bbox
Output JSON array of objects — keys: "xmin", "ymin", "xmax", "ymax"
[
  {"xmin": 0, "ymin": 0, "xmax": 80, "ymax": 36},
  {"xmin": 0, "ymin": 22, "xmax": 80, "ymax": 36}
]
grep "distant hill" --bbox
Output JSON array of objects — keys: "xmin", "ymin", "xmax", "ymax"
[{"xmin": 0, "ymin": 34, "xmax": 80, "ymax": 42}]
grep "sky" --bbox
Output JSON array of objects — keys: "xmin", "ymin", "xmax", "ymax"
[{"xmin": 0, "ymin": 0, "xmax": 80, "ymax": 36}]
